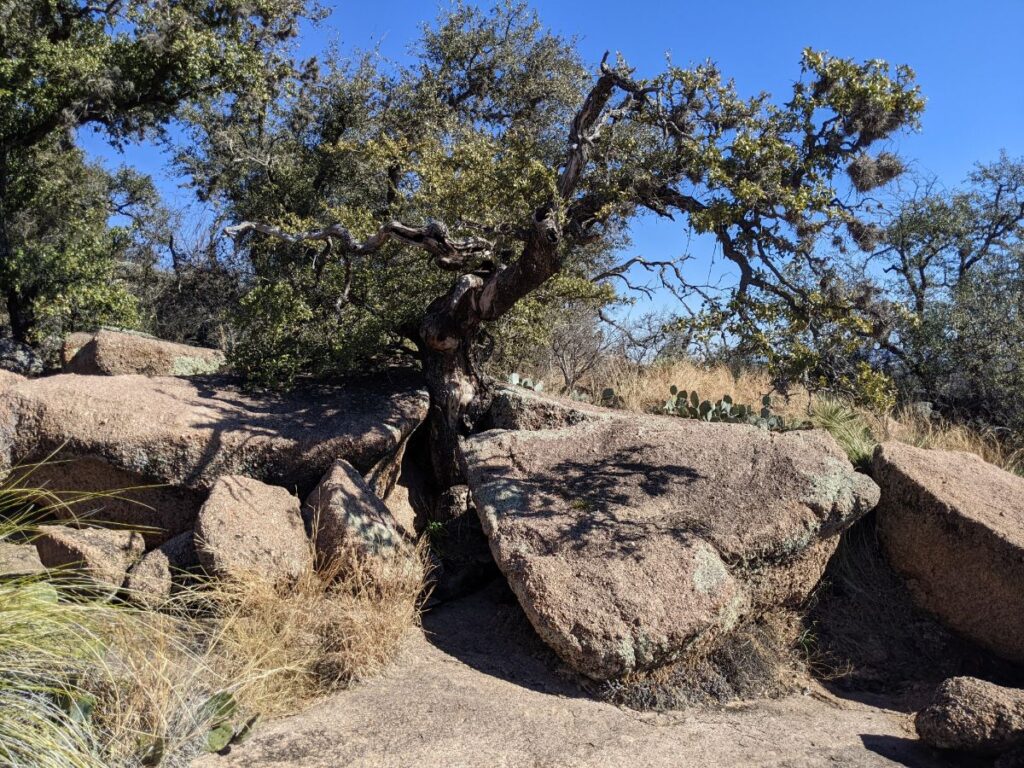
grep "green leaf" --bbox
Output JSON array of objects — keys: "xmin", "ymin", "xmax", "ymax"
[
  {"xmin": 197, "ymin": 691, "xmax": 237, "ymax": 725},
  {"xmin": 205, "ymin": 723, "xmax": 235, "ymax": 753}
]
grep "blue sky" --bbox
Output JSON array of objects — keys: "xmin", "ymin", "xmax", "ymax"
[{"xmin": 82, "ymin": 0, "xmax": 1024, "ymax": 313}]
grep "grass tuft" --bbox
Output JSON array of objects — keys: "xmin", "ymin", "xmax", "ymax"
[
  {"xmin": 0, "ymin": 468, "xmax": 428, "ymax": 766},
  {"xmin": 808, "ymin": 397, "xmax": 877, "ymax": 470},
  {"xmin": 199, "ymin": 541, "xmax": 428, "ymax": 719}
]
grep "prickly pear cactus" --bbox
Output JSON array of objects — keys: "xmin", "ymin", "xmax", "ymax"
[
  {"xmin": 507, "ymin": 372, "xmax": 544, "ymax": 392},
  {"xmin": 663, "ymin": 387, "xmax": 787, "ymax": 431}
]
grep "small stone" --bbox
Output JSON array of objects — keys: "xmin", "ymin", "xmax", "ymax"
[
  {"xmin": 305, "ymin": 460, "xmax": 405, "ymax": 563},
  {"xmin": 124, "ymin": 530, "xmax": 199, "ymax": 604},
  {"xmin": 0, "ymin": 541, "xmax": 45, "ymax": 577},
  {"xmin": 34, "ymin": 525, "xmax": 145, "ymax": 588},
  {"xmin": 916, "ymin": 677, "xmax": 1024, "ymax": 755}
]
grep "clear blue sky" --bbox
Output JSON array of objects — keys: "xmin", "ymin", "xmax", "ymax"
[{"xmin": 82, "ymin": 0, "xmax": 1024, "ymax": 313}]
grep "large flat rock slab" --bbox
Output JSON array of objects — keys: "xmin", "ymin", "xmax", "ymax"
[
  {"xmin": 0, "ymin": 373, "xmax": 428, "ymax": 543},
  {"xmin": 462, "ymin": 416, "xmax": 879, "ymax": 680},
  {"xmin": 874, "ymin": 441, "xmax": 1024, "ymax": 664},
  {"xmin": 1, "ymin": 372, "xmax": 427, "ymax": 490},
  {"xmin": 194, "ymin": 585, "xmax": 938, "ymax": 768}
]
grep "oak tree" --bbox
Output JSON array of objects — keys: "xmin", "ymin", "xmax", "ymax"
[
  {"xmin": 0, "ymin": 0, "xmax": 314, "ymax": 342},
  {"xmin": 218, "ymin": 4, "xmax": 923, "ymax": 487}
]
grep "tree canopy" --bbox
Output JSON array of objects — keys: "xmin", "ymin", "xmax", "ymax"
[
  {"xmin": 12, "ymin": 1, "xmax": 1022, "ymax": 478},
  {"xmin": 0, "ymin": 0, "xmax": 315, "ymax": 342},
  {"xmin": 199, "ymin": 2, "xmax": 923, "ymax": 481}
]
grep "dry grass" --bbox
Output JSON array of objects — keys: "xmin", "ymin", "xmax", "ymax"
[
  {"xmin": 83, "ymin": 541, "xmax": 427, "ymax": 765},
  {"xmin": 603, "ymin": 359, "xmax": 811, "ymax": 416},
  {"xmin": 528, "ymin": 358, "xmax": 1022, "ymax": 474},
  {"xmin": 203, "ymin": 541, "xmax": 428, "ymax": 719},
  {"xmin": 598, "ymin": 612, "xmax": 804, "ymax": 711},
  {"xmin": 526, "ymin": 358, "xmax": 811, "ymax": 417},
  {"xmin": 0, "ymin": 469, "xmax": 428, "ymax": 767},
  {"xmin": 879, "ymin": 407, "xmax": 1023, "ymax": 473}
]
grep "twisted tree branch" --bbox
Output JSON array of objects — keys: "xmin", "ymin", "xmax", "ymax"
[{"xmin": 225, "ymin": 219, "xmax": 494, "ymax": 271}]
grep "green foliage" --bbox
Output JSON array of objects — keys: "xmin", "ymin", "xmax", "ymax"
[
  {"xmin": 713, "ymin": 285, "xmax": 900, "ymax": 411},
  {"xmin": 194, "ymin": 691, "xmax": 255, "ymax": 755},
  {"xmin": 0, "ymin": 144, "xmax": 144, "ymax": 347},
  {"xmin": 0, "ymin": 0, "xmax": 316, "ymax": 344},
  {"xmin": 663, "ymin": 386, "xmax": 788, "ymax": 431},
  {"xmin": 0, "ymin": 0, "xmax": 313, "ymax": 153},
  {"xmin": 808, "ymin": 397, "xmax": 877, "ymax": 469},
  {"xmin": 908, "ymin": 251, "xmax": 1024, "ymax": 439},
  {"xmin": 230, "ymin": 282, "xmax": 316, "ymax": 388},
  {"xmin": 182, "ymin": 2, "xmax": 629, "ymax": 384},
  {"xmin": 875, "ymin": 154, "xmax": 1024, "ymax": 434}
]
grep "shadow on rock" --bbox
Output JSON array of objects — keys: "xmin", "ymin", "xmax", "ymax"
[
  {"xmin": 421, "ymin": 578, "xmax": 587, "ymax": 699},
  {"xmin": 859, "ymin": 734, "xmax": 985, "ymax": 768}
]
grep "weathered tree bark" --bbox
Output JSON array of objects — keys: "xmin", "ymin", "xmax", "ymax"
[{"xmin": 415, "ymin": 204, "xmax": 564, "ymax": 489}]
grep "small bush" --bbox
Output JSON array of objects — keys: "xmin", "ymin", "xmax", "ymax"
[{"xmin": 202, "ymin": 541, "xmax": 427, "ymax": 718}]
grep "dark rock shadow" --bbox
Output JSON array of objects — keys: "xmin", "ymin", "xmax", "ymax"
[
  {"xmin": 859, "ymin": 734, "xmax": 986, "ymax": 768},
  {"xmin": 17, "ymin": 368, "xmax": 428, "ymax": 501},
  {"xmin": 421, "ymin": 577, "xmax": 589, "ymax": 700},
  {"xmin": 807, "ymin": 513, "xmax": 1024, "ymax": 714}
]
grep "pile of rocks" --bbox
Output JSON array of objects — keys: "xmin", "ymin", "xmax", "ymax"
[{"xmin": 0, "ymin": 335, "xmax": 429, "ymax": 600}]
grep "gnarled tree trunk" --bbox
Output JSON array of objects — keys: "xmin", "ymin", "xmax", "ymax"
[{"xmin": 416, "ymin": 206, "xmax": 563, "ymax": 489}]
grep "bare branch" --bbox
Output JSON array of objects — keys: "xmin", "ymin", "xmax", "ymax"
[
  {"xmin": 557, "ymin": 52, "xmax": 653, "ymax": 200},
  {"xmin": 224, "ymin": 219, "xmax": 494, "ymax": 271}
]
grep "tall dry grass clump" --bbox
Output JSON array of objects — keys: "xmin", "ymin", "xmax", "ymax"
[
  {"xmin": 0, "ymin": 568, "xmax": 108, "ymax": 768},
  {"xmin": 544, "ymin": 358, "xmax": 1021, "ymax": 474},
  {"xmin": 881, "ymin": 407, "xmax": 1023, "ymax": 474},
  {"xmin": 540, "ymin": 357, "xmax": 811, "ymax": 417},
  {"xmin": 203, "ymin": 541, "xmax": 427, "ymax": 718},
  {"xmin": 0, "ymin": 468, "xmax": 428, "ymax": 767}
]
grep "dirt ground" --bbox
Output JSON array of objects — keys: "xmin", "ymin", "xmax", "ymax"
[{"xmin": 195, "ymin": 579, "xmax": 975, "ymax": 768}]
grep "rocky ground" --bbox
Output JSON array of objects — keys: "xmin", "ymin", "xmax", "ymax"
[
  {"xmin": 3, "ymin": 330, "xmax": 1023, "ymax": 767},
  {"xmin": 196, "ymin": 581, "xmax": 959, "ymax": 768}
]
